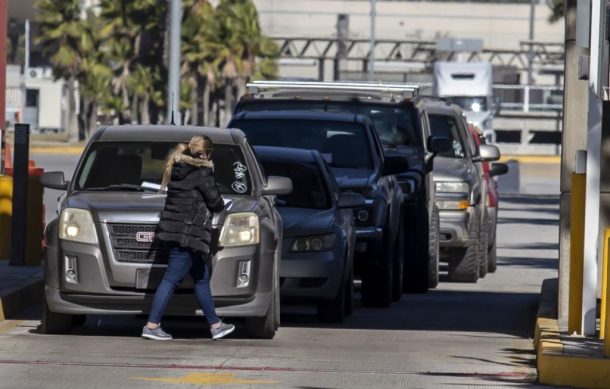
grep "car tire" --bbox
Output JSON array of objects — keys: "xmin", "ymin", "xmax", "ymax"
[
  {"xmin": 487, "ymin": 241, "xmax": 498, "ymax": 273},
  {"xmin": 344, "ymin": 262, "xmax": 354, "ymax": 316},
  {"xmin": 317, "ymin": 280, "xmax": 346, "ymax": 323},
  {"xmin": 447, "ymin": 208, "xmax": 480, "ymax": 283},
  {"xmin": 428, "ymin": 206, "xmax": 440, "ymax": 289},
  {"xmin": 40, "ymin": 298, "xmax": 74, "ymax": 334},
  {"xmin": 478, "ymin": 215, "xmax": 489, "ymax": 278},
  {"xmin": 403, "ymin": 202, "xmax": 430, "ymax": 293},
  {"xmin": 246, "ymin": 287, "xmax": 278, "ymax": 339},
  {"xmin": 361, "ymin": 240, "xmax": 393, "ymax": 308},
  {"xmin": 391, "ymin": 222, "xmax": 405, "ymax": 302}
]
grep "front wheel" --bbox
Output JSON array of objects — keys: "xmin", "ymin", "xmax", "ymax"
[
  {"xmin": 246, "ymin": 288, "xmax": 278, "ymax": 339},
  {"xmin": 361, "ymin": 257, "xmax": 393, "ymax": 308},
  {"xmin": 477, "ymin": 216, "xmax": 489, "ymax": 278},
  {"xmin": 403, "ymin": 203, "xmax": 430, "ymax": 293},
  {"xmin": 40, "ymin": 298, "xmax": 74, "ymax": 334},
  {"xmin": 317, "ymin": 280, "xmax": 346, "ymax": 323},
  {"xmin": 391, "ymin": 223, "xmax": 405, "ymax": 302},
  {"xmin": 428, "ymin": 206, "xmax": 440, "ymax": 289},
  {"xmin": 487, "ymin": 241, "xmax": 498, "ymax": 273}
]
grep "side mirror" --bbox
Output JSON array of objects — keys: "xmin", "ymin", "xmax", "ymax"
[
  {"xmin": 428, "ymin": 136, "xmax": 452, "ymax": 155},
  {"xmin": 489, "ymin": 162, "xmax": 509, "ymax": 177},
  {"xmin": 262, "ymin": 175, "xmax": 292, "ymax": 196},
  {"xmin": 337, "ymin": 193, "xmax": 366, "ymax": 209},
  {"xmin": 474, "ymin": 144, "xmax": 501, "ymax": 162},
  {"xmin": 382, "ymin": 154, "xmax": 409, "ymax": 176},
  {"xmin": 41, "ymin": 171, "xmax": 69, "ymax": 190}
]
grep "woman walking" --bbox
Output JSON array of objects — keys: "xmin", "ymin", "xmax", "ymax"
[{"xmin": 142, "ymin": 135, "xmax": 235, "ymax": 341}]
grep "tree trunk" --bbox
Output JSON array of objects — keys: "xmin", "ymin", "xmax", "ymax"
[
  {"xmin": 87, "ymin": 101, "xmax": 98, "ymax": 139},
  {"xmin": 66, "ymin": 76, "xmax": 79, "ymax": 143},
  {"xmin": 131, "ymin": 93, "xmax": 138, "ymax": 124},
  {"xmin": 202, "ymin": 80, "xmax": 210, "ymax": 126},
  {"xmin": 140, "ymin": 95, "xmax": 150, "ymax": 124},
  {"xmin": 223, "ymin": 78, "xmax": 234, "ymax": 127},
  {"xmin": 78, "ymin": 94, "xmax": 86, "ymax": 141},
  {"xmin": 190, "ymin": 80, "xmax": 198, "ymax": 125}
]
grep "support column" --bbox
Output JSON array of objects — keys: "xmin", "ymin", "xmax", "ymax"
[{"xmin": 558, "ymin": 0, "xmax": 591, "ymax": 323}]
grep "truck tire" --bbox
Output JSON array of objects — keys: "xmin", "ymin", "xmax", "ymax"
[
  {"xmin": 428, "ymin": 206, "xmax": 440, "ymax": 289},
  {"xmin": 344, "ymin": 263, "xmax": 354, "ymax": 316},
  {"xmin": 317, "ymin": 279, "xmax": 346, "ymax": 323},
  {"xmin": 447, "ymin": 208, "xmax": 480, "ymax": 283},
  {"xmin": 487, "ymin": 241, "xmax": 498, "ymax": 273},
  {"xmin": 41, "ymin": 298, "xmax": 74, "ymax": 334},
  {"xmin": 478, "ymin": 216, "xmax": 489, "ymax": 278},
  {"xmin": 403, "ymin": 202, "xmax": 430, "ymax": 293},
  {"xmin": 391, "ymin": 222, "xmax": 405, "ymax": 302},
  {"xmin": 246, "ymin": 286, "xmax": 278, "ymax": 339},
  {"xmin": 361, "ymin": 240, "xmax": 393, "ymax": 308}
]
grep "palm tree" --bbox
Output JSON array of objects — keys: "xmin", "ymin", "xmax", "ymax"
[{"xmin": 35, "ymin": 0, "xmax": 83, "ymax": 142}]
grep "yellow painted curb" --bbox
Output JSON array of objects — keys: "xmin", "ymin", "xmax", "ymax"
[
  {"xmin": 0, "ymin": 278, "xmax": 43, "ymax": 321},
  {"xmin": 29, "ymin": 146, "xmax": 84, "ymax": 155},
  {"xmin": 499, "ymin": 155, "xmax": 561, "ymax": 164},
  {"xmin": 535, "ymin": 316, "xmax": 610, "ymax": 388}
]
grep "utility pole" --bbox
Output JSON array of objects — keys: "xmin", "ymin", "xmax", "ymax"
[
  {"xmin": 368, "ymin": 0, "xmax": 377, "ymax": 81},
  {"xmin": 166, "ymin": 0, "xmax": 182, "ymax": 125},
  {"xmin": 525, "ymin": 0, "xmax": 536, "ymax": 112}
]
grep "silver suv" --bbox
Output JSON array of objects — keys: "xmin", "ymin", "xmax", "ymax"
[{"xmin": 40, "ymin": 125, "xmax": 291, "ymax": 339}]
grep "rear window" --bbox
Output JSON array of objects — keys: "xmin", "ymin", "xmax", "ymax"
[
  {"xmin": 238, "ymin": 100, "xmax": 419, "ymax": 148},
  {"xmin": 260, "ymin": 160, "xmax": 331, "ymax": 209},
  {"xmin": 231, "ymin": 119, "xmax": 374, "ymax": 170},
  {"xmin": 428, "ymin": 114, "xmax": 466, "ymax": 159},
  {"xmin": 75, "ymin": 141, "xmax": 252, "ymax": 195}
]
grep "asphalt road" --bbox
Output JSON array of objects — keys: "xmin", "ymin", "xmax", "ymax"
[{"xmin": 0, "ymin": 154, "xmax": 560, "ymax": 388}]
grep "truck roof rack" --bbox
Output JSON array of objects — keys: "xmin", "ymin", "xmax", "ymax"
[{"xmin": 246, "ymin": 80, "xmax": 421, "ymax": 98}]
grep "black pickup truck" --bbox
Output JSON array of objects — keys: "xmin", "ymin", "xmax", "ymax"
[
  {"xmin": 234, "ymin": 82, "xmax": 450, "ymax": 292},
  {"xmin": 229, "ymin": 111, "xmax": 407, "ymax": 307}
]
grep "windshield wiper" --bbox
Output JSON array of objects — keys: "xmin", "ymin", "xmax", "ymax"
[{"xmin": 82, "ymin": 184, "xmax": 158, "ymax": 192}]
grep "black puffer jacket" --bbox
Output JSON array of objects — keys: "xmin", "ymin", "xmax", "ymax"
[{"xmin": 156, "ymin": 153, "xmax": 225, "ymax": 255}]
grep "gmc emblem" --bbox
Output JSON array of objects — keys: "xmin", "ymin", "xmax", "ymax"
[{"xmin": 135, "ymin": 231, "xmax": 155, "ymax": 243}]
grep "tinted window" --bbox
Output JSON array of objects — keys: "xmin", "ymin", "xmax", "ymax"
[
  {"xmin": 260, "ymin": 160, "xmax": 331, "ymax": 209},
  {"xmin": 428, "ymin": 114, "xmax": 466, "ymax": 159},
  {"xmin": 231, "ymin": 119, "xmax": 373, "ymax": 170},
  {"xmin": 238, "ymin": 101, "xmax": 419, "ymax": 147},
  {"xmin": 75, "ymin": 142, "xmax": 252, "ymax": 195}
]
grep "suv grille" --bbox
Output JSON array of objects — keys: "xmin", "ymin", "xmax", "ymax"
[{"xmin": 108, "ymin": 224, "xmax": 167, "ymax": 264}]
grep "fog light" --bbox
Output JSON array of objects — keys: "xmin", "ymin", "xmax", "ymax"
[
  {"xmin": 236, "ymin": 260, "xmax": 251, "ymax": 288},
  {"xmin": 356, "ymin": 209, "xmax": 370, "ymax": 223},
  {"xmin": 64, "ymin": 255, "xmax": 78, "ymax": 284}
]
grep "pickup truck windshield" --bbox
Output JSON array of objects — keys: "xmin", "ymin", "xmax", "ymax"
[
  {"xmin": 260, "ymin": 160, "xmax": 331, "ymax": 209},
  {"xmin": 429, "ymin": 114, "xmax": 467, "ymax": 159},
  {"xmin": 75, "ymin": 141, "xmax": 252, "ymax": 195},
  {"xmin": 231, "ymin": 119, "xmax": 373, "ymax": 170},
  {"xmin": 237, "ymin": 101, "xmax": 419, "ymax": 148}
]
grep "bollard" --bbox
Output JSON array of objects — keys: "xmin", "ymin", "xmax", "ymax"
[
  {"xmin": 568, "ymin": 172, "xmax": 586, "ymax": 334},
  {"xmin": 0, "ymin": 174, "xmax": 11, "ymax": 259}
]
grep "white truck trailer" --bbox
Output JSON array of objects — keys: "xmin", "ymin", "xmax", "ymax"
[{"xmin": 432, "ymin": 61, "xmax": 496, "ymax": 142}]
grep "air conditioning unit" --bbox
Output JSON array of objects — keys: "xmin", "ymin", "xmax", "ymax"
[{"xmin": 28, "ymin": 67, "xmax": 46, "ymax": 79}]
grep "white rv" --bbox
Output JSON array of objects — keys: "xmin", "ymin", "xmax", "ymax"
[{"xmin": 433, "ymin": 62, "xmax": 496, "ymax": 142}]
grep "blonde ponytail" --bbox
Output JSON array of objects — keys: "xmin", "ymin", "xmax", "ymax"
[{"xmin": 160, "ymin": 143, "xmax": 188, "ymax": 191}]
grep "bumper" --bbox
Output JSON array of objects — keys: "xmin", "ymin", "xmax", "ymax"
[
  {"xmin": 279, "ymin": 249, "xmax": 344, "ymax": 300},
  {"xmin": 354, "ymin": 226, "xmax": 383, "ymax": 269},
  {"xmin": 438, "ymin": 207, "xmax": 475, "ymax": 248}
]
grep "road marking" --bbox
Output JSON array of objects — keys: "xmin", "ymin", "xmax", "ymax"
[{"xmin": 132, "ymin": 372, "xmax": 277, "ymax": 385}]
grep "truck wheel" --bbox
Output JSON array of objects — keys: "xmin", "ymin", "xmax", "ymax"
[
  {"xmin": 391, "ymin": 223, "xmax": 405, "ymax": 302},
  {"xmin": 361, "ymin": 241, "xmax": 393, "ymax": 308},
  {"xmin": 478, "ymin": 216, "xmax": 489, "ymax": 278},
  {"xmin": 487, "ymin": 241, "xmax": 498, "ymax": 273},
  {"xmin": 447, "ymin": 209, "xmax": 480, "ymax": 283},
  {"xmin": 403, "ymin": 203, "xmax": 430, "ymax": 293},
  {"xmin": 317, "ymin": 279, "xmax": 346, "ymax": 323},
  {"xmin": 428, "ymin": 206, "xmax": 440, "ymax": 289},
  {"xmin": 246, "ymin": 288, "xmax": 278, "ymax": 339},
  {"xmin": 41, "ymin": 298, "xmax": 74, "ymax": 334}
]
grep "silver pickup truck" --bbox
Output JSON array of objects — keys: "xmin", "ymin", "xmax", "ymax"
[{"xmin": 40, "ymin": 125, "xmax": 291, "ymax": 339}]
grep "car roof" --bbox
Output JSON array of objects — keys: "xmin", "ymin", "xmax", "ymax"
[
  {"xmin": 231, "ymin": 110, "xmax": 367, "ymax": 124},
  {"xmin": 253, "ymin": 145, "xmax": 320, "ymax": 164},
  {"xmin": 242, "ymin": 90, "xmax": 414, "ymax": 104},
  {"xmin": 94, "ymin": 125, "xmax": 242, "ymax": 145}
]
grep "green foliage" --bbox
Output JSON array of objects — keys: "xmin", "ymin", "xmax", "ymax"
[
  {"xmin": 35, "ymin": 0, "xmax": 278, "ymax": 133},
  {"xmin": 548, "ymin": 0, "xmax": 565, "ymax": 23}
]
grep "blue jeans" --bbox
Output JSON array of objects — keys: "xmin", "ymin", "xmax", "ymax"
[{"xmin": 147, "ymin": 246, "xmax": 220, "ymax": 326}]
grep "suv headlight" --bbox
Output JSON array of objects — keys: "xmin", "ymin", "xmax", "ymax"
[
  {"xmin": 59, "ymin": 208, "xmax": 98, "ymax": 244},
  {"xmin": 435, "ymin": 181, "xmax": 469, "ymax": 194},
  {"xmin": 219, "ymin": 212, "xmax": 260, "ymax": 247},
  {"xmin": 290, "ymin": 233, "xmax": 336, "ymax": 252}
]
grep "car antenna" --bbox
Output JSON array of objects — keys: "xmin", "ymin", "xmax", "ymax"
[{"xmin": 170, "ymin": 93, "xmax": 176, "ymax": 125}]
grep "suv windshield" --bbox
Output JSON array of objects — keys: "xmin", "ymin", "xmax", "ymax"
[
  {"xmin": 231, "ymin": 119, "xmax": 373, "ymax": 170},
  {"xmin": 75, "ymin": 141, "xmax": 252, "ymax": 195},
  {"xmin": 238, "ymin": 101, "xmax": 418, "ymax": 148},
  {"xmin": 429, "ymin": 114, "xmax": 466, "ymax": 159},
  {"xmin": 447, "ymin": 96, "xmax": 487, "ymax": 113},
  {"xmin": 260, "ymin": 160, "xmax": 331, "ymax": 209}
]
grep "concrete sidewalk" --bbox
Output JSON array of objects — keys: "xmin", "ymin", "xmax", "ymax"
[{"xmin": 0, "ymin": 260, "xmax": 43, "ymax": 321}]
